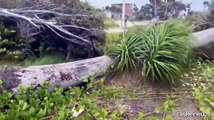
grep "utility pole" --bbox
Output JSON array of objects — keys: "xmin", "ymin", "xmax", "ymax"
[
  {"xmin": 154, "ymin": 0, "xmax": 157, "ymax": 19},
  {"xmin": 121, "ymin": 0, "xmax": 126, "ymax": 41},
  {"xmin": 122, "ymin": 0, "xmax": 126, "ymax": 28}
]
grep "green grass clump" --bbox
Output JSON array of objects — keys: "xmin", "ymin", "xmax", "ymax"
[
  {"xmin": 106, "ymin": 33, "xmax": 122, "ymax": 43},
  {"xmin": 104, "ymin": 33, "xmax": 122, "ymax": 54},
  {"xmin": 21, "ymin": 55, "xmax": 65, "ymax": 67},
  {"xmin": 104, "ymin": 20, "xmax": 119, "ymax": 29},
  {"xmin": 0, "ymin": 55, "xmax": 65, "ymax": 67},
  {"xmin": 109, "ymin": 20, "xmax": 193, "ymax": 84}
]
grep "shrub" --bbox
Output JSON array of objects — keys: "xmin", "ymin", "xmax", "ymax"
[
  {"xmin": 141, "ymin": 20, "xmax": 192, "ymax": 84},
  {"xmin": 108, "ymin": 34, "xmax": 145, "ymax": 71},
  {"xmin": 109, "ymin": 20, "xmax": 192, "ymax": 84},
  {"xmin": 0, "ymin": 22, "xmax": 27, "ymax": 61}
]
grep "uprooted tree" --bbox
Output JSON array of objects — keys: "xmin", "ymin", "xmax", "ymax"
[{"xmin": 0, "ymin": 0, "xmax": 105, "ymax": 61}]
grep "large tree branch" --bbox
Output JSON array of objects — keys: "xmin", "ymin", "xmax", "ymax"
[{"xmin": 0, "ymin": 8, "xmax": 96, "ymax": 45}]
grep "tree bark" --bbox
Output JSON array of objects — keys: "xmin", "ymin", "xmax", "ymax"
[
  {"xmin": 193, "ymin": 28, "xmax": 214, "ymax": 60},
  {"xmin": 0, "ymin": 56, "xmax": 113, "ymax": 93}
]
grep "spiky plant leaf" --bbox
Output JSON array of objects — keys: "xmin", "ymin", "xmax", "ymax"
[
  {"xmin": 141, "ymin": 20, "xmax": 192, "ymax": 84},
  {"xmin": 108, "ymin": 34, "xmax": 145, "ymax": 72},
  {"xmin": 109, "ymin": 20, "xmax": 192, "ymax": 84}
]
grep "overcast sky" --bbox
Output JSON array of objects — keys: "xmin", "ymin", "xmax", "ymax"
[{"xmin": 86, "ymin": 0, "xmax": 209, "ymax": 12}]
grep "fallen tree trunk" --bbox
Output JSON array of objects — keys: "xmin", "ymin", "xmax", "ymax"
[
  {"xmin": 0, "ymin": 28, "xmax": 214, "ymax": 93},
  {"xmin": 193, "ymin": 28, "xmax": 214, "ymax": 60},
  {"xmin": 0, "ymin": 56, "xmax": 113, "ymax": 93},
  {"xmin": 193, "ymin": 28, "xmax": 214, "ymax": 47}
]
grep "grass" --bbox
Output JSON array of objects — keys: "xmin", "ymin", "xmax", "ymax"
[
  {"xmin": 0, "ymin": 55, "xmax": 65, "ymax": 67},
  {"xmin": 20, "ymin": 55, "xmax": 64, "ymax": 67},
  {"xmin": 104, "ymin": 19, "xmax": 119, "ymax": 29},
  {"xmin": 104, "ymin": 33, "xmax": 122, "ymax": 54},
  {"xmin": 106, "ymin": 33, "xmax": 122, "ymax": 43},
  {"xmin": 108, "ymin": 20, "xmax": 193, "ymax": 84}
]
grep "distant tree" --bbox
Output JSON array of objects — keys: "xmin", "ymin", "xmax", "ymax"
[
  {"xmin": 149, "ymin": 0, "xmax": 162, "ymax": 17},
  {"xmin": 170, "ymin": 1, "xmax": 187, "ymax": 18},
  {"xmin": 136, "ymin": 4, "xmax": 153, "ymax": 20},
  {"xmin": 203, "ymin": 1, "xmax": 210, "ymax": 11},
  {"xmin": 110, "ymin": 5, "xmax": 121, "ymax": 13},
  {"xmin": 209, "ymin": 0, "xmax": 214, "ymax": 11},
  {"xmin": 133, "ymin": 4, "xmax": 139, "ymax": 12},
  {"xmin": 137, "ymin": 0, "xmax": 187, "ymax": 20},
  {"xmin": 105, "ymin": 6, "xmax": 110, "ymax": 11},
  {"xmin": 207, "ymin": 0, "xmax": 214, "ymax": 26}
]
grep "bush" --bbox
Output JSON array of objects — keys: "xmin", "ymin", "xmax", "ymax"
[
  {"xmin": 0, "ymin": 22, "xmax": 27, "ymax": 61},
  {"xmin": 141, "ymin": 20, "xmax": 192, "ymax": 84},
  {"xmin": 109, "ymin": 20, "xmax": 192, "ymax": 84},
  {"xmin": 0, "ymin": 80, "xmax": 123, "ymax": 120},
  {"xmin": 108, "ymin": 34, "xmax": 145, "ymax": 71}
]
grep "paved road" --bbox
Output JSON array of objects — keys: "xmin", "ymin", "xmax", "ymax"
[
  {"xmin": 104, "ymin": 28, "xmax": 124, "ymax": 33},
  {"xmin": 105, "ymin": 20, "xmax": 151, "ymax": 33}
]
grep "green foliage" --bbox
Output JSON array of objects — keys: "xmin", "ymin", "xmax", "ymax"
[
  {"xmin": 150, "ymin": 116, "xmax": 160, "ymax": 120},
  {"xmin": 137, "ymin": 112, "xmax": 144, "ymax": 120},
  {"xmin": 104, "ymin": 20, "xmax": 119, "ymax": 29},
  {"xmin": 141, "ymin": 20, "xmax": 192, "ymax": 84},
  {"xmin": 104, "ymin": 33, "xmax": 122, "ymax": 54},
  {"xmin": 154, "ymin": 94, "xmax": 176, "ymax": 115},
  {"xmin": 137, "ymin": 0, "xmax": 188, "ymax": 20},
  {"xmin": 0, "ymin": 22, "xmax": 26, "ymax": 61},
  {"xmin": 188, "ymin": 61, "xmax": 214, "ymax": 119},
  {"xmin": 0, "ymin": 79, "xmax": 123, "ymax": 120},
  {"xmin": 108, "ymin": 34, "xmax": 145, "ymax": 71},
  {"xmin": 20, "ymin": 55, "xmax": 65, "ymax": 67},
  {"xmin": 106, "ymin": 33, "xmax": 122, "ymax": 43},
  {"xmin": 109, "ymin": 20, "xmax": 192, "ymax": 84},
  {"xmin": 185, "ymin": 12, "xmax": 211, "ymax": 32}
]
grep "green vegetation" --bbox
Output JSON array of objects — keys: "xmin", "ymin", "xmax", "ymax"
[
  {"xmin": 104, "ymin": 33, "xmax": 122, "ymax": 53},
  {"xmin": 104, "ymin": 19, "xmax": 119, "ymax": 29},
  {"xmin": 0, "ymin": 60, "xmax": 213, "ymax": 119},
  {"xmin": 183, "ymin": 61, "xmax": 214, "ymax": 119},
  {"xmin": 106, "ymin": 33, "xmax": 122, "ymax": 43},
  {"xmin": 0, "ymin": 22, "xmax": 26, "ymax": 61},
  {"xmin": 0, "ymin": 79, "xmax": 124, "ymax": 120},
  {"xmin": 0, "ymin": 55, "xmax": 65, "ymax": 68},
  {"xmin": 108, "ymin": 33, "xmax": 144, "ymax": 71},
  {"xmin": 0, "ymin": 0, "xmax": 213, "ymax": 118},
  {"xmin": 109, "ymin": 20, "xmax": 192, "ymax": 84},
  {"xmin": 141, "ymin": 20, "xmax": 192, "ymax": 84},
  {"xmin": 19, "ymin": 55, "xmax": 65, "ymax": 67}
]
